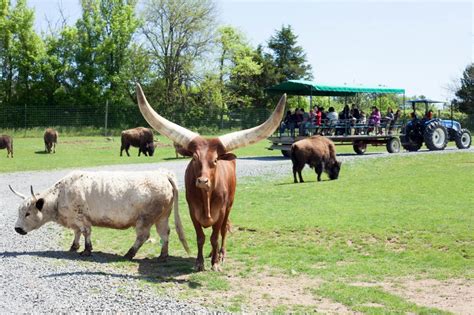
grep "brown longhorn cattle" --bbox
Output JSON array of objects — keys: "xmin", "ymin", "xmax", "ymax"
[
  {"xmin": 44, "ymin": 128, "xmax": 58, "ymax": 153},
  {"xmin": 136, "ymin": 84, "xmax": 286, "ymax": 271},
  {"xmin": 0, "ymin": 135, "xmax": 13, "ymax": 158},
  {"xmin": 120, "ymin": 127, "xmax": 155, "ymax": 157},
  {"xmin": 291, "ymin": 135, "xmax": 342, "ymax": 183}
]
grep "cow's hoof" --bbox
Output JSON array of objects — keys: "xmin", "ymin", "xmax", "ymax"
[
  {"xmin": 69, "ymin": 244, "xmax": 80, "ymax": 252},
  {"xmin": 124, "ymin": 249, "xmax": 136, "ymax": 260},
  {"xmin": 157, "ymin": 254, "xmax": 168, "ymax": 262},
  {"xmin": 80, "ymin": 249, "xmax": 91, "ymax": 256},
  {"xmin": 194, "ymin": 262, "xmax": 205, "ymax": 272},
  {"xmin": 211, "ymin": 264, "xmax": 222, "ymax": 272}
]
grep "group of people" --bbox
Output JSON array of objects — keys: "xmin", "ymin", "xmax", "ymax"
[{"xmin": 279, "ymin": 104, "xmax": 401, "ymax": 137}]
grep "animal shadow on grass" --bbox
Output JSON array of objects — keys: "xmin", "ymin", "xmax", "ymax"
[
  {"xmin": 34, "ymin": 150, "xmax": 48, "ymax": 154},
  {"xmin": 0, "ymin": 250, "xmax": 199, "ymax": 287}
]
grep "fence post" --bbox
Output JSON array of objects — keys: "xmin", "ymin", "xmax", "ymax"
[{"xmin": 104, "ymin": 100, "xmax": 109, "ymax": 137}]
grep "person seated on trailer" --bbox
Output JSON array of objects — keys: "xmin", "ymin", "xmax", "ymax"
[
  {"xmin": 279, "ymin": 110, "xmax": 293, "ymax": 135},
  {"xmin": 338, "ymin": 104, "xmax": 353, "ymax": 135},
  {"xmin": 299, "ymin": 108, "xmax": 311, "ymax": 136},
  {"xmin": 326, "ymin": 107, "xmax": 339, "ymax": 135},
  {"xmin": 351, "ymin": 104, "xmax": 361, "ymax": 122},
  {"xmin": 383, "ymin": 107, "xmax": 395, "ymax": 134},
  {"xmin": 368, "ymin": 106, "xmax": 381, "ymax": 134},
  {"xmin": 388, "ymin": 109, "xmax": 402, "ymax": 135}
]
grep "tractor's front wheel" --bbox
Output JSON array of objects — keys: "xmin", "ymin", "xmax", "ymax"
[
  {"xmin": 455, "ymin": 129, "xmax": 472, "ymax": 149},
  {"xmin": 424, "ymin": 121, "xmax": 448, "ymax": 151}
]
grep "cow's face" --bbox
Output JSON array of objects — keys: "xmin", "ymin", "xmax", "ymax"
[
  {"xmin": 14, "ymin": 197, "xmax": 46, "ymax": 235},
  {"xmin": 327, "ymin": 160, "xmax": 342, "ymax": 180},
  {"xmin": 189, "ymin": 140, "xmax": 236, "ymax": 191}
]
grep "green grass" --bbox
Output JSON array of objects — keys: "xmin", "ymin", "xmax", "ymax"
[
  {"xmin": 0, "ymin": 135, "xmax": 283, "ymax": 173},
  {"xmin": 66, "ymin": 151, "xmax": 473, "ymax": 313}
]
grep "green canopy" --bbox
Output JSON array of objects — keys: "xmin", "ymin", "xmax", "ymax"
[{"xmin": 266, "ymin": 80, "xmax": 405, "ymax": 96}]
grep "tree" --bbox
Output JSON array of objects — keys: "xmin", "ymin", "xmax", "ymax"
[
  {"xmin": 141, "ymin": 0, "xmax": 217, "ymax": 115},
  {"xmin": 267, "ymin": 25, "xmax": 312, "ymax": 82},
  {"xmin": 455, "ymin": 63, "xmax": 474, "ymax": 115}
]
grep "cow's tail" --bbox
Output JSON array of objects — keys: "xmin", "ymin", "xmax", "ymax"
[{"xmin": 168, "ymin": 175, "xmax": 190, "ymax": 254}]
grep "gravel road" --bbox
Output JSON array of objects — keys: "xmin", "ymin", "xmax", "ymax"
[{"xmin": 1, "ymin": 147, "xmax": 472, "ymax": 312}]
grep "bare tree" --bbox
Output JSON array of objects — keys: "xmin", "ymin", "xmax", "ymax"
[{"xmin": 141, "ymin": 0, "xmax": 216, "ymax": 105}]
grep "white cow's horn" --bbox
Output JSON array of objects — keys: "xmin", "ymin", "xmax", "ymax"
[
  {"xmin": 9, "ymin": 185, "xmax": 26, "ymax": 200},
  {"xmin": 136, "ymin": 83, "xmax": 199, "ymax": 149},
  {"xmin": 30, "ymin": 186, "xmax": 37, "ymax": 200},
  {"xmin": 218, "ymin": 94, "xmax": 286, "ymax": 152}
]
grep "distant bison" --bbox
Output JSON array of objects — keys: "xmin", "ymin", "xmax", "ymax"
[
  {"xmin": 10, "ymin": 170, "xmax": 189, "ymax": 259},
  {"xmin": 44, "ymin": 128, "xmax": 58, "ymax": 153},
  {"xmin": 291, "ymin": 136, "xmax": 342, "ymax": 183},
  {"xmin": 173, "ymin": 142, "xmax": 192, "ymax": 158},
  {"xmin": 0, "ymin": 135, "xmax": 13, "ymax": 158},
  {"xmin": 120, "ymin": 127, "xmax": 155, "ymax": 157}
]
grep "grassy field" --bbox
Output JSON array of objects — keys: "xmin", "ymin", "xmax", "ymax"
[
  {"xmin": 62, "ymin": 151, "xmax": 473, "ymax": 313},
  {"xmin": 0, "ymin": 135, "xmax": 283, "ymax": 173}
]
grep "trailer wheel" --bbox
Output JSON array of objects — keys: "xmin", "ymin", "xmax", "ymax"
[
  {"xmin": 424, "ymin": 121, "xmax": 448, "ymax": 150},
  {"xmin": 386, "ymin": 137, "xmax": 401, "ymax": 153},
  {"xmin": 455, "ymin": 129, "xmax": 471, "ymax": 149},
  {"xmin": 353, "ymin": 141, "xmax": 367, "ymax": 155},
  {"xmin": 281, "ymin": 150, "xmax": 290, "ymax": 158}
]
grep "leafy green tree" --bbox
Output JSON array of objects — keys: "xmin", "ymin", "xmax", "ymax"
[
  {"xmin": 455, "ymin": 63, "xmax": 474, "ymax": 115},
  {"xmin": 267, "ymin": 25, "xmax": 312, "ymax": 82}
]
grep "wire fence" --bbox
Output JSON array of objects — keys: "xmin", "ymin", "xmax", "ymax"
[
  {"xmin": 0, "ymin": 102, "xmax": 273, "ymax": 136},
  {"xmin": 1, "ymin": 101, "xmax": 473, "ymax": 136}
]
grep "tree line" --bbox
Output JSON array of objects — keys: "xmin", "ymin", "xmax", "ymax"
[
  {"xmin": 0, "ymin": 0, "xmax": 312, "ymax": 130},
  {"xmin": 1, "ymin": 0, "xmax": 472, "ymax": 131}
]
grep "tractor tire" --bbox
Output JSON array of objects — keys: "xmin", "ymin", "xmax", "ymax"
[
  {"xmin": 386, "ymin": 137, "xmax": 401, "ymax": 153},
  {"xmin": 401, "ymin": 125, "xmax": 423, "ymax": 152},
  {"xmin": 455, "ymin": 129, "xmax": 472, "ymax": 149},
  {"xmin": 281, "ymin": 150, "xmax": 291, "ymax": 158},
  {"xmin": 353, "ymin": 141, "xmax": 367, "ymax": 155},
  {"xmin": 423, "ymin": 121, "xmax": 448, "ymax": 151}
]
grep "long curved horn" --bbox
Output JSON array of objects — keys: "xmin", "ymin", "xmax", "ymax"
[
  {"xmin": 9, "ymin": 185, "xmax": 26, "ymax": 200},
  {"xmin": 218, "ymin": 94, "xmax": 286, "ymax": 152},
  {"xmin": 136, "ymin": 83, "xmax": 199, "ymax": 149},
  {"xmin": 30, "ymin": 186, "xmax": 37, "ymax": 201}
]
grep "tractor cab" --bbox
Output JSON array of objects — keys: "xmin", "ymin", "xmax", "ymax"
[{"xmin": 401, "ymin": 99, "xmax": 471, "ymax": 151}]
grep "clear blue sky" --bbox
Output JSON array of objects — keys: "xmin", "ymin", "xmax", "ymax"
[{"xmin": 29, "ymin": 0, "xmax": 472, "ymax": 100}]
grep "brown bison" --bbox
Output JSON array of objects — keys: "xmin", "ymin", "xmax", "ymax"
[
  {"xmin": 173, "ymin": 142, "xmax": 192, "ymax": 158},
  {"xmin": 44, "ymin": 128, "xmax": 58, "ymax": 153},
  {"xmin": 291, "ymin": 136, "xmax": 342, "ymax": 183},
  {"xmin": 136, "ymin": 83, "xmax": 286, "ymax": 271},
  {"xmin": 120, "ymin": 127, "xmax": 155, "ymax": 157},
  {"xmin": 0, "ymin": 135, "xmax": 13, "ymax": 158}
]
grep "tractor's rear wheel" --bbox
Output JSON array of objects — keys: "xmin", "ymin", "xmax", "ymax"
[
  {"xmin": 353, "ymin": 141, "xmax": 367, "ymax": 155},
  {"xmin": 386, "ymin": 137, "xmax": 401, "ymax": 153},
  {"xmin": 455, "ymin": 129, "xmax": 472, "ymax": 149},
  {"xmin": 424, "ymin": 121, "xmax": 448, "ymax": 150}
]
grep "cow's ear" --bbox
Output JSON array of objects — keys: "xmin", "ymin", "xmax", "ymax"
[
  {"xmin": 218, "ymin": 153, "xmax": 236, "ymax": 161},
  {"xmin": 35, "ymin": 198, "xmax": 45, "ymax": 211}
]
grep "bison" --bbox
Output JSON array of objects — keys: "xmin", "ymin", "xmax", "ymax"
[
  {"xmin": 291, "ymin": 136, "xmax": 342, "ymax": 183},
  {"xmin": 0, "ymin": 135, "xmax": 13, "ymax": 158},
  {"xmin": 44, "ymin": 128, "xmax": 58, "ymax": 153},
  {"xmin": 136, "ymin": 83, "xmax": 286, "ymax": 271},
  {"xmin": 120, "ymin": 127, "xmax": 155, "ymax": 157},
  {"xmin": 10, "ymin": 169, "xmax": 189, "ymax": 260},
  {"xmin": 173, "ymin": 142, "xmax": 192, "ymax": 158}
]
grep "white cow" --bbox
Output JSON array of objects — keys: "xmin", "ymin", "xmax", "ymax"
[{"xmin": 10, "ymin": 170, "xmax": 189, "ymax": 260}]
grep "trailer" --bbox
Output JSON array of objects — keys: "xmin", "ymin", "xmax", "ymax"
[{"xmin": 266, "ymin": 80, "xmax": 405, "ymax": 156}]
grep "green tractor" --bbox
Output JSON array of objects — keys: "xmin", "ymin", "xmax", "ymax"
[{"xmin": 401, "ymin": 99, "xmax": 471, "ymax": 151}]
